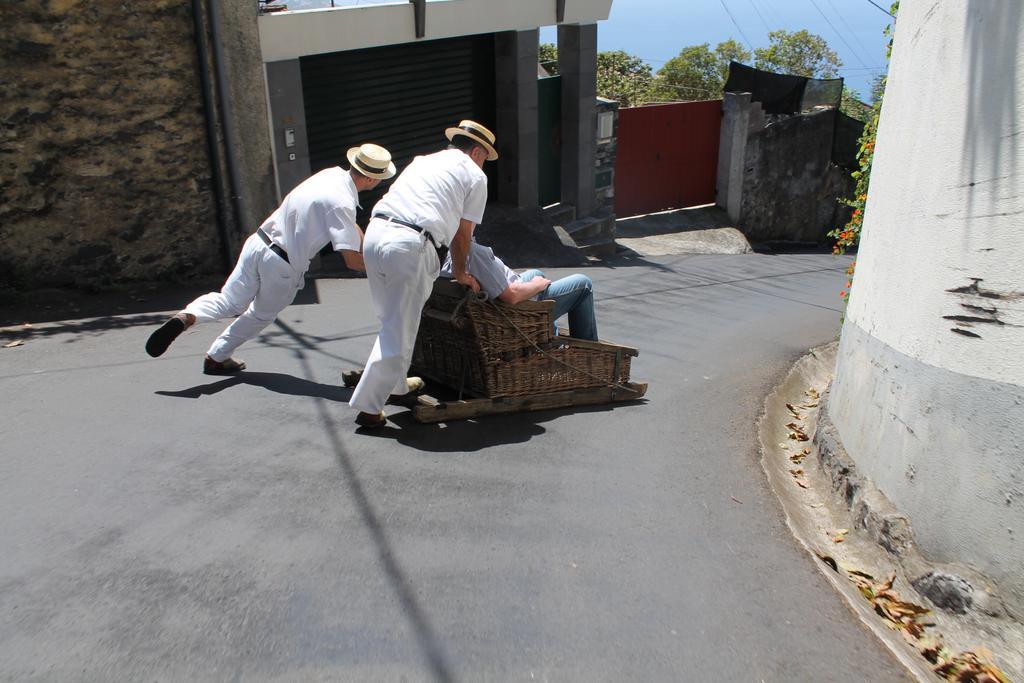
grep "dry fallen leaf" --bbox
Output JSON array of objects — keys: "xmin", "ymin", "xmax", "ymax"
[
  {"xmin": 786, "ymin": 403, "xmax": 803, "ymax": 418},
  {"xmin": 789, "ymin": 451, "xmax": 806, "ymax": 464},
  {"xmin": 846, "ymin": 568, "xmax": 876, "ymax": 581},
  {"xmin": 787, "ymin": 422, "xmax": 810, "ymax": 442},
  {"xmin": 789, "ymin": 468, "xmax": 809, "ymax": 488},
  {"xmin": 917, "ymin": 637, "xmax": 947, "ymax": 664},
  {"xmin": 3, "ymin": 340, "xmax": 24, "ymax": 348},
  {"xmin": 816, "ymin": 553, "xmax": 838, "ymax": 572},
  {"xmin": 831, "ymin": 528, "xmax": 849, "ymax": 543},
  {"xmin": 933, "ymin": 649, "xmax": 1010, "ymax": 683},
  {"xmin": 730, "ymin": 496, "xmax": 743, "ymax": 504},
  {"xmin": 806, "ymin": 388, "xmax": 820, "ymax": 400}
]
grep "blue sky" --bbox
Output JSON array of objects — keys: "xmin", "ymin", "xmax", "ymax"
[
  {"xmin": 542, "ymin": 0, "xmax": 894, "ymax": 98},
  {"xmin": 286, "ymin": 0, "xmax": 895, "ymax": 98}
]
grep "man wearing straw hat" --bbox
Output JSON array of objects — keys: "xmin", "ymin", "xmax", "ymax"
[
  {"xmin": 144, "ymin": 143, "xmax": 396, "ymax": 374},
  {"xmin": 349, "ymin": 120, "xmax": 498, "ymax": 428}
]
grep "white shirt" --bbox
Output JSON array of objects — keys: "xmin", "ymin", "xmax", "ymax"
[
  {"xmin": 258, "ymin": 167, "xmax": 361, "ymax": 274},
  {"xmin": 372, "ymin": 148, "xmax": 488, "ymax": 246}
]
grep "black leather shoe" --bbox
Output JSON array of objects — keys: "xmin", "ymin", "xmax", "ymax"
[
  {"xmin": 146, "ymin": 312, "xmax": 193, "ymax": 357},
  {"xmin": 355, "ymin": 411, "xmax": 387, "ymax": 428},
  {"xmin": 203, "ymin": 356, "xmax": 246, "ymax": 375}
]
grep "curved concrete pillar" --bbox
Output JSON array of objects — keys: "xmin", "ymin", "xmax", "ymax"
[{"xmin": 830, "ymin": 0, "xmax": 1024, "ymax": 611}]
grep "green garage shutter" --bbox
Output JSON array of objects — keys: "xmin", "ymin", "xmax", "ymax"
[{"xmin": 300, "ymin": 34, "xmax": 496, "ymax": 219}]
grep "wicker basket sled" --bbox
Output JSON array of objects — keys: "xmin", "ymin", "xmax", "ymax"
[{"xmin": 404, "ymin": 279, "xmax": 647, "ymax": 422}]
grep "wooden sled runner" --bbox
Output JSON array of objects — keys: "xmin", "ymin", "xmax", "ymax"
[{"xmin": 403, "ymin": 279, "xmax": 648, "ymax": 422}]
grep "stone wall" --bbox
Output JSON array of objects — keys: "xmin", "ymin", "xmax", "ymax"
[
  {"xmin": 0, "ymin": 0, "xmax": 222, "ymax": 289},
  {"xmin": 594, "ymin": 96, "xmax": 618, "ymax": 212},
  {"xmin": 739, "ymin": 108, "xmax": 853, "ymax": 243},
  {"xmin": 716, "ymin": 92, "xmax": 855, "ymax": 244}
]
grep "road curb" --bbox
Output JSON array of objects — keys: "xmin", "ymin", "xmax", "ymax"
[{"xmin": 759, "ymin": 343, "xmax": 1023, "ymax": 681}]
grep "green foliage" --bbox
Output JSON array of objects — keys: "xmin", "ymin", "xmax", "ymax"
[
  {"xmin": 653, "ymin": 44, "xmax": 720, "ymax": 101},
  {"xmin": 715, "ymin": 39, "xmax": 751, "ymax": 81},
  {"xmin": 596, "ymin": 50, "xmax": 654, "ymax": 107},
  {"xmin": 828, "ymin": 1, "xmax": 898, "ymax": 303},
  {"xmin": 539, "ymin": 42, "xmax": 559, "ymax": 76},
  {"xmin": 869, "ymin": 73, "xmax": 887, "ymax": 103},
  {"xmin": 652, "ymin": 39, "xmax": 750, "ymax": 102},
  {"xmin": 840, "ymin": 87, "xmax": 871, "ymax": 122},
  {"xmin": 754, "ymin": 29, "xmax": 841, "ymax": 78}
]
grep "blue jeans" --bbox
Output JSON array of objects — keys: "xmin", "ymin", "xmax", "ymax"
[{"xmin": 517, "ymin": 269, "xmax": 598, "ymax": 341}]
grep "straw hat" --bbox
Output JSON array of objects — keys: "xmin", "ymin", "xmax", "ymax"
[
  {"xmin": 346, "ymin": 143, "xmax": 397, "ymax": 179},
  {"xmin": 445, "ymin": 120, "xmax": 498, "ymax": 161}
]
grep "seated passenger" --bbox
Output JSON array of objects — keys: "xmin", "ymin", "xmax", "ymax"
[{"xmin": 441, "ymin": 241, "xmax": 598, "ymax": 341}]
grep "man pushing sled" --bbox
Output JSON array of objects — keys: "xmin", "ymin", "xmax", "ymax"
[{"xmin": 145, "ymin": 144, "xmax": 395, "ymax": 374}]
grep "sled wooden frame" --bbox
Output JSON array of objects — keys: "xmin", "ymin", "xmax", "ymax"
[
  {"xmin": 402, "ymin": 279, "xmax": 648, "ymax": 422},
  {"xmin": 410, "ymin": 379, "xmax": 648, "ymax": 423}
]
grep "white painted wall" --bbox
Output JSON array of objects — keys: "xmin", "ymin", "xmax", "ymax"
[
  {"xmin": 259, "ymin": 0, "xmax": 613, "ymax": 62},
  {"xmin": 843, "ymin": 0, "xmax": 1024, "ymax": 384},
  {"xmin": 831, "ymin": 0, "xmax": 1024, "ymax": 610}
]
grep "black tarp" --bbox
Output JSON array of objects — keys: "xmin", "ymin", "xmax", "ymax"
[
  {"xmin": 724, "ymin": 62, "xmax": 844, "ymax": 115},
  {"xmin": 724, "ymin": 62, "xmax": 806, "ymax": 114}
]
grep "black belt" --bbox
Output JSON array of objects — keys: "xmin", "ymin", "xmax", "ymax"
[
  {"xmin": 373, "ymin": 214, "xmax": 448, "ymax": 263},
  {"xmin": 256, "ymin": 228, "xmax": 289, "ymax": 264}
]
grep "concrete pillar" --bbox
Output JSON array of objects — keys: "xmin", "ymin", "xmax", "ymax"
[
  {"xmin": 494, "ymin": 29, "xmax": 539, "ymax": 208},
  {"xmin": 212, "ymin": 1, "xmax": 277, "ymax": 237},
  {"xmin": 716, "ymin": 92, "xmax": 751, "ymax": 223},
  {"xmin": 830, "ymin": 0, "xmax": 1024, "ymax": 613},
  {"xmin": 557, "ymin": 23, "xmax": 597, "ymax": 217},
  {"xmin": 264, "ymin": 59, "xmax": 312, "ymax": 199}
]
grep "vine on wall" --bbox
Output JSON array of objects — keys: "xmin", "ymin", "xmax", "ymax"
[{"xmin": 829, "ymin": 1, "xmax": 899, "ymax": 302}]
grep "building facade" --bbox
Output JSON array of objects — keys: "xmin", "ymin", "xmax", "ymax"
[{"xmin": 0, "ymin": 0, "xmax": 613, "ymax": 290}]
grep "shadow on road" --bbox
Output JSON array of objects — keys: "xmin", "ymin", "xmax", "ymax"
[
  {"xmin": 356, "ymin": 400, "xmax": 647, "ymax": 452},
  {"xmin": 155, "ymin": 372, "xmax": 353, "ymax": 401},
  {"xmin": 1, "ymin": 313, "xmax": 170, "ymax": 344}
]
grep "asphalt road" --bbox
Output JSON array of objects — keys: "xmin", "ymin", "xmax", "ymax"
[{"xmin": 0, "ymin": 251, "xmax": 908, "ymax": 681}]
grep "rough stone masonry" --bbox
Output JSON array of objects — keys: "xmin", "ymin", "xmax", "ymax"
[{"xmin": 0, "ymin": 0, "xmax": 221, "ymax": 290}]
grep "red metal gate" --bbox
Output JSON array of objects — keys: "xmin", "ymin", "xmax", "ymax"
[{"xmin": 614, "ymin": 100, "xmax": 722, "ymax": 217}]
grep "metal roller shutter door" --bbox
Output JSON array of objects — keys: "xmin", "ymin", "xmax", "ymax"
[{"xmin": 300, "ymin": 34, "xmax": 496, "ymax": 220}]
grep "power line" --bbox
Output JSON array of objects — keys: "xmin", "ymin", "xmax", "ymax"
[
  {"xmin": 864, "ymin": 0, "xmax": 896, "ymax": 18},
  {"xmin": 824, "ymin": 0, "xmax": 877, "ymax": 62},
  {"xmin": 808, "ymin": 0, "xmax": 870, "ymax": 70},
  {"xmin": 750, "ymin": 0, "xmax": 782, "ymax": 28},
  {"xmin": 747, "ymin": 0, "xmax": 772, "ymax": 33},
  {"xmin": 717, "ymin": 0, "xmax": 756, "ymax": 54}
]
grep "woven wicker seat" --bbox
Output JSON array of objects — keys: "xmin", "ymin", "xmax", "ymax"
[{"xmin": 411, "ymin": 279, "xmax": 638, "ymax": 398}]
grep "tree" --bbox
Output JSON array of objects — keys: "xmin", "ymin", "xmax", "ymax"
[
  {"xmin": 840, "ymin": 87, "xmax": 871, "ymax": 122},
  {"xmin": 714, "ymin": 38, "xmax": 751, "ymax": 82},
  {"xmin": 596, "ymin": 50, "xmax": 654, "ymax": 107},
  {"xmin": 539, "ymin": 42, "xmax": 559, "ymax": 76},
  {"xmin": 869, "ymin": 73, "xmax": 887, "ymax": 103},
  {"xmin": 652, "ymin": 39, "xmax": 750, "ymax": 102},
  {"xmin": 754, "ymin": 29, "xmax": 841, "ymax": 78},
  {"xmin": 653, "ymin": 43, "xmax": 720, "ymax": 101}
]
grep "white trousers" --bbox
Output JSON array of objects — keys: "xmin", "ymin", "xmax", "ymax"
[
  {"xmin": 184, "ymin": 232, "xmax": 300, "ymax": 362},
  {"xmin": 349, "ymin": 218, "xmax": 439, "ymax": 414}
]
